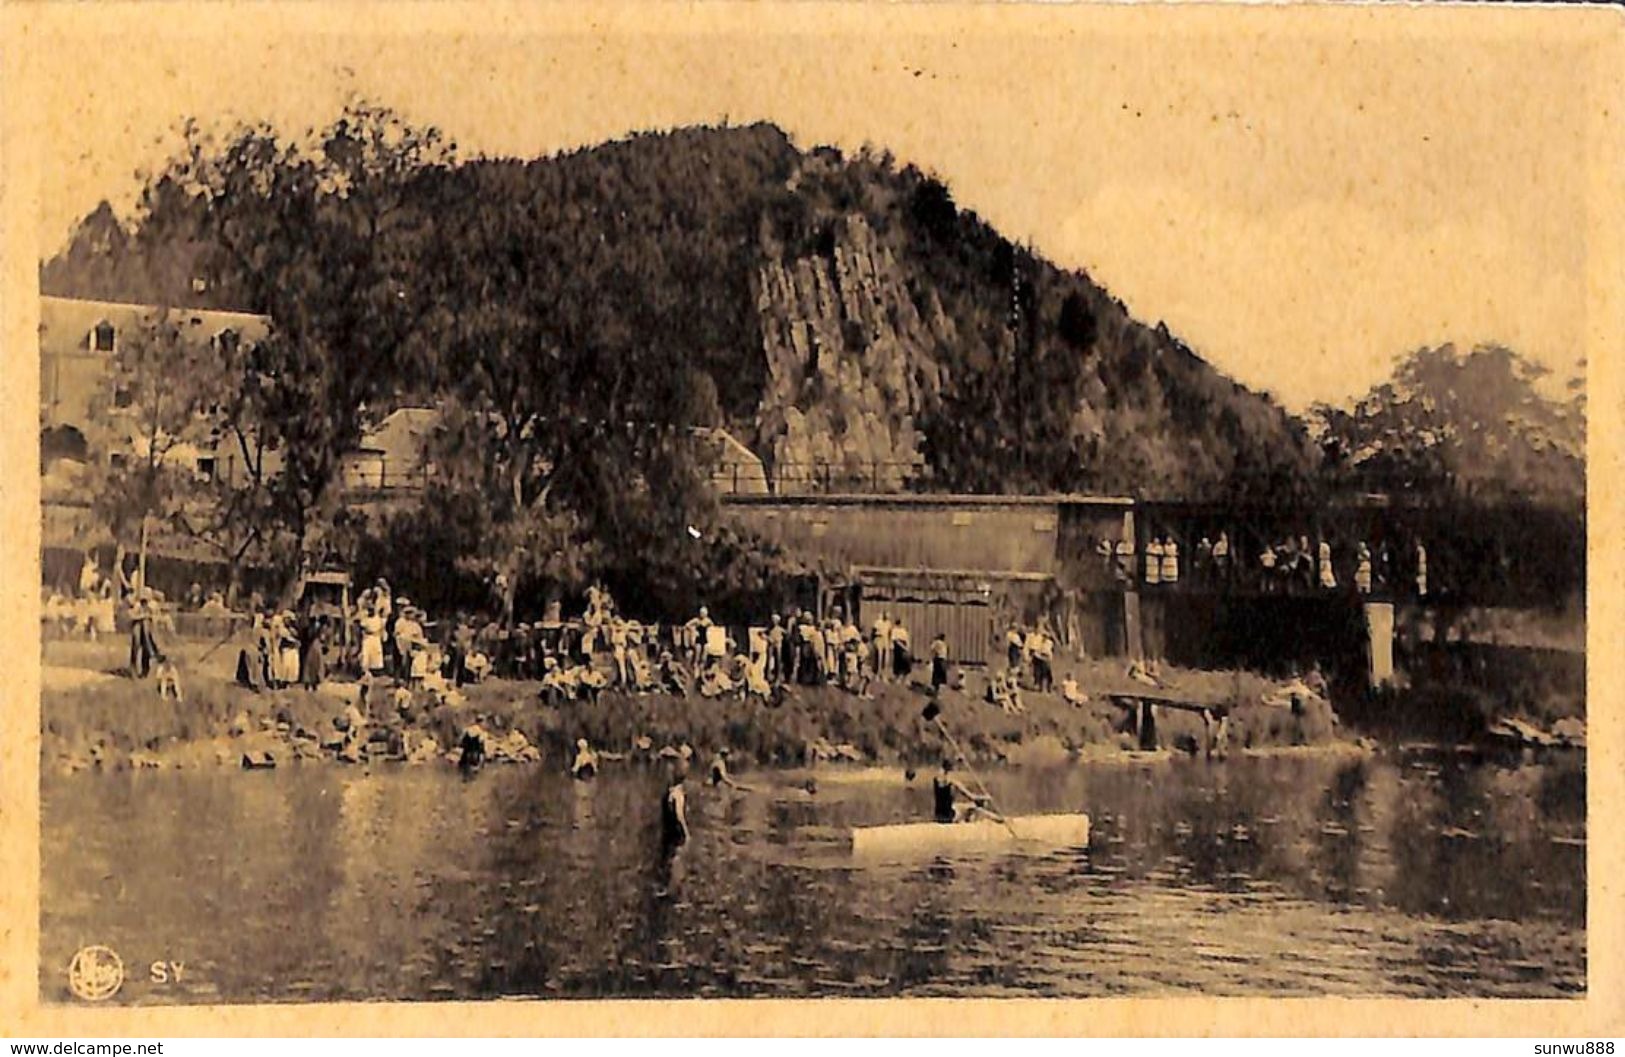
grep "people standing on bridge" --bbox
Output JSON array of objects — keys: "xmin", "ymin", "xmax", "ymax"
[
  {"xmin": 1213, "ymin": 531, "xmax": 1232, "ymax": 580},
  {"xmin": 1278, "ymin": 538, "xmax": 1300, "ymax": 590},
  {"xmin": 1114, "ymin": 534, "xmax": 1136, "ymax": 585},
  {"xmin": 1144, "ymin": 537, "xmax": 1163, "ymax": 587},
  {"xmin": 1318, "ymin": 539, "xmax": 1337, "ymax": 590},
  {"xmin": 1415, "ymin": 540, "xmax": 1428, "ymax": 598},
  {"xmin": 1160, "ymin": 536, "xmax": 1180, "ymax": 585},
  {"xmin": 1097, "ymin": 536, "xmax": 1115, "ymax": 576},
  {"xmin": 1355, "ymin": 541, "xmax": 1373, "ymax": 595},
  {"xmin": 1258, "ymin": 543, "xmax": 1278, "ymax": 592},
  {"xmin": 1196, "ymin": 536, "xmax": 1214, "ymax": 581}
]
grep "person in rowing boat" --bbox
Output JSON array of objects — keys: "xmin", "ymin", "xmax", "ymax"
[{"xmin": 932, "ymin": 759, "xmax": 1001, "ymax": 824}]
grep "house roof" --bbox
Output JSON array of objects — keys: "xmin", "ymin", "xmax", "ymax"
[
  {"xmin": 694, "ymin": 426, "xmax": 764, "ymax": 467},
  {"xmin": 358, "ymin": 407, "xmax": 441, "ymax": 453},
  {"xmin": 40, "ymin": 295, "xmax": 271, "ymax": 356}
]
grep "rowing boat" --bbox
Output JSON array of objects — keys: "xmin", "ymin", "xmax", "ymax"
[{"xmin": 850, "ymin": 813, "xmax": 1091, "ymax": 859}]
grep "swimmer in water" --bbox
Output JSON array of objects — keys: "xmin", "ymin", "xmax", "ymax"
[
  {"xmin": 570, "ymin": 737, "xmax": 599, "ymax": 780},
  {"xmin": 707, "ymin": 747, "xmax": 757, "ymax": 792}
]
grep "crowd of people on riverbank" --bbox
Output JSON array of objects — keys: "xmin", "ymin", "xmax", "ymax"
[
  {"xmin": 324, "ymin": 579, "xmax": 937, "ymax": 706},
  {"xmin": 57, "ymin": 550, "xmax": 1282, "ymax": 738}
]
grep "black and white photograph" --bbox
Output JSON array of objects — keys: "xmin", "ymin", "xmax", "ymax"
[{"xmin": 8, "ymin": 1, "xmax": 1610, "ymax": 1030}]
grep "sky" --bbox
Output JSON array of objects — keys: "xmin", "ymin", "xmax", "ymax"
[{"xmin": 18, "ymin": 3, "xmax": 1606, "ymax": 411}]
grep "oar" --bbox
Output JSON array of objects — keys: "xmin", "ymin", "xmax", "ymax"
[{"xmin": 922, "ymin": 699, "xmax": 1018, "ymax": 837}]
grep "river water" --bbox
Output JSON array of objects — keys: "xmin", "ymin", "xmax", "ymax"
[{"xmin": 41, "ymin": 748, "xmax": 1584, "ymax": 1003}]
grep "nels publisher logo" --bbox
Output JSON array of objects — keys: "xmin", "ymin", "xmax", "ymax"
[{"xmin": 67, "ymin": 944, "xmax": 124, "ymax": 1002}]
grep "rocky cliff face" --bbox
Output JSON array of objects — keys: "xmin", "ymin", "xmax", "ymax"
[{"xmin": 752, "ymin": 215, "xmax": 953, "ymax": 492}]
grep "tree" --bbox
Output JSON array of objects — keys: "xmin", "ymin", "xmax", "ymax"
[
  {"xmin": 143, "ymin": 101, "xmax": 454, "ymax": 590},
  {"xmin": 77, "ymin": 310, "xmax": 291, "ymax": 597},
  {"xmin": 167, "ymin": 327, "xmax": 293, "ymax": 593},
  {"xmin": 416, "ymin": 161, "xmax": 733, "ymax": 620},
  {"xmin": 1312, "ymin": 343, "xmax": 1585, "ymax": 504},
  {"xmin": 82, "ymin": 310, "xmax": 231, "ymax": 582}
]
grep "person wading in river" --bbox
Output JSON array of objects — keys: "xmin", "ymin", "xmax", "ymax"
[
  {"xmin": 571, "ymin": 737, "xmax": 599, "ymax": 780},
  {"xmin": 661, "ymin": 761, "xmax": 691, "ymax": 848}
]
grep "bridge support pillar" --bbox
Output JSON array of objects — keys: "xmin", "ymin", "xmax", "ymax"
[
  {"xmin": 1364, "ymin": 602, "xmax": 1395, "ymax": 688},
  {"xmin": 1123, "ymin": 590, "xmax": 1143, "ymax": 660}
]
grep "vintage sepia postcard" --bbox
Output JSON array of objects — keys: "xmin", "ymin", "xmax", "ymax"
[{"xmin": 1, "ymin": 0, "xmax": 1620, "ymax": 1039}]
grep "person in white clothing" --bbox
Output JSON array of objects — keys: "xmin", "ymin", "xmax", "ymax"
[{"xmin": 1160, "ymin": 536, "xmax": 1179, "ymax": 585}]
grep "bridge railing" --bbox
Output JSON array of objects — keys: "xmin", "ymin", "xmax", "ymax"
[{"xmin": 715, "ymin": 460, "xmax": 929, "ymax": 497}]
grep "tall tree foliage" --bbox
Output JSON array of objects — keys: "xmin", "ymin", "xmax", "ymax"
[
  {"xmin": 1312, "ymin": 343, "xmax": 1585, "ymax": 505},
  {"xmin": 412, "ymin": 160, "xmax": 756, "ymax": 619},
  {"xmin": 143, "ymin": 103, "xmax": 453, "ymax": 584},
  {"xmin": 80, "ymin": 310, "xmax": 282, "ymax": 587}
]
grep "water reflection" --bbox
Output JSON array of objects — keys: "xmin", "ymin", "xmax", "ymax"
[{"xmin": 41, "ymin": 749, "xmax": 1584, "ymax": 1003}]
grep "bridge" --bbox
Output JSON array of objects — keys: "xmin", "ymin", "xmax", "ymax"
[{"xmin": 721, "ymin": 490, "xmax": 1583, "ymax": 687}]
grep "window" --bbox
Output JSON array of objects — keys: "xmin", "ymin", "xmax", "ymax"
[
  {"xmin": 113, "ymin": 385, "xmax": 133, "ymax": 409},
  {"xmin": 213, "ymin": 329, "xmax": 240, "ymax": 356},
  {"xmin": 196, "ymin": 457, "xmax": 217, "ymax": 481},
  {"xmin": 92, "ymin": 321, "xmax": 116, "ymax": 352},
  {"xmin": 108, "ymin": 452, "xmax": 127, "ymax": 470}
]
